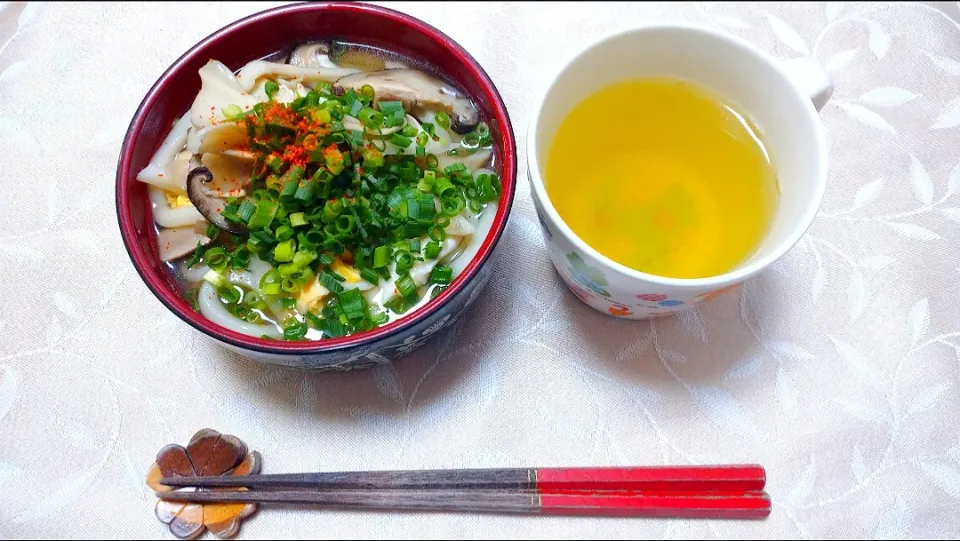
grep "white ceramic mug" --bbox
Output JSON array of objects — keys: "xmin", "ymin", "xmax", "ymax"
[{"xmin": 527, "ymin": 23, "xmax": 833, "ymax": 319}]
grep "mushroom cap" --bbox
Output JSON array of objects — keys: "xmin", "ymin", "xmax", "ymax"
[
  {"xmin": 185, "ymin": 166, "xmax": 247, "ymax": 234},
  {"xmin": 333, "ymin": 69, "xmax": 479, "ymax": 134}
]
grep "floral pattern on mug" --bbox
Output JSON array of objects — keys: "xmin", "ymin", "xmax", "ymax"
[
  {"xmin": 696, "ymin": 284, "xmax": 740, "ymax": 301},
  {"xmin": 565, "ymin": 252, "xmax": 610, "ymax": 297},
  {"xmin": 658, "ymin": 299, "xmax": 684, "ymax": 307},
  {"xmin": 608, "ymin": 304, "xmax": 633, "ymax": 317},
  {"xmin": 637, "ymin": 293, "xmax": 668, "ymax": 302},
  {"xmin": 568, "ymin": 284, "xmax": 597, "ymax": 304}
]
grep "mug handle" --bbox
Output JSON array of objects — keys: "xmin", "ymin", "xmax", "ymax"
[{"xmin": 780, "ymin": 57, "xmax": 834, "ymax": 112}]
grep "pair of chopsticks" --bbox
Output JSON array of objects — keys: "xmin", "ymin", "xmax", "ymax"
[{"xmin": 160, "ymin": 465, "xmax": 771, "ymax": 520}]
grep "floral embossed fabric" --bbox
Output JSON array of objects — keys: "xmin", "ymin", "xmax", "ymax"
[{"xmin": 1, "ymin": 2, "xmax": 958, "ymax": 538}]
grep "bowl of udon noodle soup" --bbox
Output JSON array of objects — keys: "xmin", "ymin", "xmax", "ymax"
[{"xmin": 116, "ymin": 3, "xmax": 516, "ymax": 371}]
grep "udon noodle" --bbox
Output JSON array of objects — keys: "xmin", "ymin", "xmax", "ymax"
[{"xmin": 137, "ymin": 41, "xmax": 499, "ymax": 341}]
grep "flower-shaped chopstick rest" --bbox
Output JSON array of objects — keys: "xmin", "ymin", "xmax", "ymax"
[{"xmin": 146, "ymin": 429, "xmax": 261, "ymax": 539}]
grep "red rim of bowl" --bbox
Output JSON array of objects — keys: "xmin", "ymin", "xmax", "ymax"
[{"xmin": 115, "ymin": 2, "xmax": 517, "ymax": 355}]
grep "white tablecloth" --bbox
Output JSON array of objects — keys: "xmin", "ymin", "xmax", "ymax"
[{"xmin": 2, "ymin": 2, "xmax": 959, "ymax": 538}]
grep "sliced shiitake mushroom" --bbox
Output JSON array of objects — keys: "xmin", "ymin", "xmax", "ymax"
[
  {"xmin": 289, "ymin": 40, "xmax": 386, "ymax": 72},
  {"xmin": 185, "ymin": 166, "xmax": 247, "ymax": 234},
  {"xmin": 333, "ymin": 69, "xmax": 480, "ymax": 134}
]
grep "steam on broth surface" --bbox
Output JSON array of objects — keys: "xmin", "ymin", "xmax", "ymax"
[{"xmin": 138, "ymin": 41, "xmax": 501, "ymax": 341}]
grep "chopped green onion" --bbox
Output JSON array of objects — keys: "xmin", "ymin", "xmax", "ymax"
[
  {"xmin": 360, "ymin": 84, "xmax": 375, "ymax": 101},
  {"xmin": 281, "ymin": 277, "xmax": 299, "ymax": 293},
  {"xmin": 430, "ymin": 264, "xmax": 453, "ymax": 285},
  {"xmin": 348, "ymin": 97, "xmax": 363, "ymax": 117},
  {"xmin": 205, "ymin": 222, "xmax": 220, "ymax": 240},
  {"xmin": 247, "ymin": 199, "xmax": 279, "ymax": 229},
  {"xmin": 297, "ymin": 265, "xmax": 315, "ymax": 284},
  {"xmin": 231, "ymin": 246, "xmax": 252, "ymax": 269},
  {"xmin": 203, "ymin": 269, "xmax": 226, "ymax": 288},
  {"xmin": 264, "ymin": 80, "xmax": 280, "ymax": 100},
  {"xmin": 338, "ymin": 288, "xmax": 365, "ymax": 321},
  {"xmin": 266, "ymin": 155, "xmax": 285, "ymax": 174},
  {"xmin": 434, "ymin": 177, "xmax": 457, "ymax": 199},
  {"xmin": 320, "ymin": 271, "xmax": 344, "ymax": 294},
  {"xmin": 323, "ymin": 239, "xmax": 346, "ymax": 255},
  {"xmin": 335, "ymin": 214, "xmax": 356, "ymax": 233},
  {"xmin": 204, "ymin": 247, "xmax": 229, "ymax": 271},
  {"xmin": 395, "ymin": 251, "xmax": 414, "ymax": 275},
  {"xmin": 361, "ymin": 146, "xmax": 384, "ymax": 169},
  {"xmin": 379, "ymin": 101, "xmax": 404, "ymax": 115},
  {"xmin": 444, "ymin": 162, "xmax": 467, "ymax": 175},
  {"xmin": 303, "ymin": 91, "xmax": 321, "ymax": 107},
  {"xmin": 237, "ymin": 199, "xmax": 257, "ymax": 223},
  {"xmin": 429, "ymin": 224, "xmax": 447, "ymax": 242},
  {"xmin": 305, "ymin": 311, "xmax": 324, "ymax": 328},
  {"xmin": 358, "ymin": 107, "xmax": 383, "ymax": 130},
  {"xmin": 174, "ymin": 82, "xmax": 497, "ymax": 341},
  {"xmin": 389, "ymin": 133, "xmax": 412, "ymax": 148},
  {"xmin": 292, "ymin": 250, "xmax": 317, "ymax": 268},
  {"xmin": 293, "ymin": 181, "xmax": 315, "ymax": 203},
  {"xmin": 324, "ymin": 316, "xmax": 347, "ymax": 338},
  {"xmin": 244, "ymin": 290, "xmax": 263, "ymax": 308},
  {"xmin": 186, "ymin": 242, "xmax": 205, "ymax": 269},
  {"xmin": 287, "ymin": 165, "xmax": 305, "ymax": 183},
  {"xmin": 321, "ymin": 199, "xmax": 343, "ymax": 223},
  {"xmin": 222, "ymin": 104, "xmax": 244, "ymax": 120},
  {"xmin": 424, "ymin": 240, "xmax": 441, "ymax": 260},
  {"xmin": 218, "ymin": 285, "xmax": 242, "ymax": 304},
  {"xmin": 274, "ymin": 225, "xmax": 295, "ymax": 241},
  {"xmin": 373, "ymin": 245, "xmax": 391, "ymax": 268},
  {"xmin": 283, "ymin": 318, "xmax": 308, "ymax": 340},
  {"xmin": 276, "ymin": 263, "xmax": 299, "ymax": 277},
  {"xmin": 260, "ymin": 269, "xmax": 282, "ymax": 295},
  {"xmin": 279, "ymin": 179, "xmax": 298, "ymax": 201},
  {"xmin": 359, "ymin": 267, "xmax": 379, "ymax": 285},
  {"xmin": 370, "ymin": 308, "xmax": 390, "ymax": 326},
  {"xmin": 273, "ymin": 239, "xmax": 297, "ymax": 262},
  {"xmin": 289, "ymin": 212, "xmax": 308, "ymax": 228},
  {"xmin": 395, "ymin": 273, "xmax": 417, "ymax": 299},
  {"xmin": 440, "ymin": 195, "xmax": 465, "ymax": 217}
]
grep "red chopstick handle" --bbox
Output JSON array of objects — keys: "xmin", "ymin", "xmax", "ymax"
[
  {"xmin": 535, "ymin": 466, "xmax": 766, "ymax": 493},
  {"xmin": 539, "ymin": 491, "xmax": 771, "ymax": 520}
]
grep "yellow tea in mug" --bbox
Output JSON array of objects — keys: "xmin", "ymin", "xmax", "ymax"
[{"xmin": 545, "ymin": 78, "xmax": 779, "ymax": 279}]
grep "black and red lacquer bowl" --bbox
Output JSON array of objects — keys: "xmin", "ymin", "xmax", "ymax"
[{"xmin": 116, "ymin": 3, "xmax": 516, "ymax": 371}]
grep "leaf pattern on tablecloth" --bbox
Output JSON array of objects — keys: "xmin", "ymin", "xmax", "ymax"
[{"xmin": 1, "ymin": 2, "xmax": 959, "ymax": 539}]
